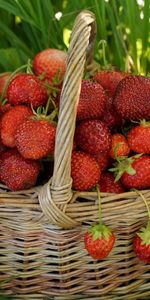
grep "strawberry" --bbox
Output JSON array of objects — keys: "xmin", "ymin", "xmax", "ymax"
[
  {"xmin": 99, "ymin": 172, "xmax": 125, "ymax": 193},
  {"xmin": 84, "ymin": 185, "xmax": 115, "ymax": 259},
  {"xmin": 1, "ymin": 105, "xmax": 33, "ymax": 148},
  {"xmin": 110, "ymin": 155, "xmax": 150, "ymax": 190},
  {"xmin": 71, "ymin": 151, "xmax": 101, "ymax": 191},
  {"xmin": 105, "ymin": 96, "xmax": 113, "ymax": 110},
  {"xmin": 127, "ymin": 120, "xmax": 150, "ymax": 154},
  {"xmin": 0, "ymin": 149, "xmax": 40, "ymax": 191},
  {"xmin": 134, "ymin": 233, "xmax": 150, "ymax": 263},
  {"xmin": 93, "ymin": 152, "xmax": 111, "ymax": 172},
  {"xmin": 77, "ymin": 80, "xmax": 107, "ymax": 121},
  {"xmin": 15, "ymin": 117, "xmax": 56, "ymax": 160},
  {"xmin": 7, "ymin": 73, "xmax": 48, "ymax": 108},
  {"xmin": 0, "ymin": 103, "xmax": 11, "ymax": 114},
  {"xmin": 102, "ymin": 108, "xmax": 122, "ymax": 132},
  {"xmin": 0, "ymin": 72, "xmax": 11, "ymax": 97},
  {"xmin": 75, "ymin": 120, "xmax": 111, "ymax": 155},
  {"xmin": 33, "ymin": 48, "xmax": 67, "ymax": 84},
  {"xmin": 0, "ymin": 119, "xmax": 6, "ymax": 155},
  {"xmin": 93, "ymin": 70, "xmax": 128, "ymax": 97},
  {"xmin": 110, "ymin": 133, "xmax": 130, "ymax": 159},
  {"xmin": 0, "ymin": 139, "xmax": 6, "ymax": 155},
  {"xmin": 122, "ymin": 155, "xmax": 150, "ymax": 189},
  {"xmin": 114, "ymin": 75, "xmax": 150, "ymax": 121},
  {"xmin": 133, "ymin": 192, "xmax": 150, "ymax": 263},
  {"xmin": 84, "ymin": 224, "xmax": 115, "ymax": 259}
]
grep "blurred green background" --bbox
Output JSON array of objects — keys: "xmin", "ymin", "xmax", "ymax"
[{"xmin": 0, "ymin": 0, "xmax": 149, "ymax": 75}]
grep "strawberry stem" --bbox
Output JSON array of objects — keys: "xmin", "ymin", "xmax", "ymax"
[
  {"xmin": 134, "ymin": 189, "xmax": 150, "ymax": 220},
  {"xmin": 114, "ymin": 142, "xmax": 124, "ymax": 161},
  {"xmin": 48, "ymin": 107, "xmax": 58, "ymax": 121},
  {"xmin": 96, "ymin": 185, "xmax": 102, "ymax": 225},
  {"xmin": 44, "ymin": 95, "xmax": 58, "ymax": 117},
  {"xmin": 45, "ymin": 95, "xmax": 52, "ymax": 116}
]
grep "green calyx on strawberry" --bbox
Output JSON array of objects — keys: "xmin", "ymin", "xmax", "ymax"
[
  {"xmin": 136, "ymin": 221, "xmax": 150, "ymax": 246},
  {"xmin": 140, "ymin": 119, "xmax": 150, "ymax": 127},
  {"xmin": 133, "ymin": 191, "xmax": 150, "ymax": 263},
  {"xmin": 109, "ymin": 153, "xmax": 142, "ymax": 182},
  {"xmin": 31, "ymin": 103, "xmax": 58, "ymax": 123},
  {"xmin": 88, "ymin": 223, "xmax": 112, "ymax": 241}
]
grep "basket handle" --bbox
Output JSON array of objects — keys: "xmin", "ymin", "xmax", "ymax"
[{"xmin": 39, "ymin": 10, "xmax": 96, "ymax": 228}]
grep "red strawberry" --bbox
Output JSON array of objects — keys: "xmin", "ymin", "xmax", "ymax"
[
  {"xmin": 7, "ymin": 73, "xmax": 48, "ymax": 108},
  {"xmin": 110, "ymin": 133, "xmax": 130, "ymax": 159},
  {"xmin": 0, "ymin": 119, "xmax": 6, "ymax": 155},
  {"xmin": 84, "ymin": 185, "xmax": 116, "ymax": 259},
  {"xmin": 84, "ymin": 223, "xmax": 115, "ymax": 259},
  {"xmin": 106, "ymin": 96, "xmax": 113, "ymax": 110},
  {"xmin": 0, "ymin": 139, "xmax": 6, "ymax": 155},
  {"xmin": 99, "ymin": 172, "xmax": 125, "ymax": 193},
  {"xmin": 121, "ymin": 155, "xmax": 150, "ymax": 189},
  {"xmin": 93, "ymin": 70, "xmax": 128, "ymax": 97},
  {"xmin": 77, "ymin": 80, "xmax": 107, "ymax": 121},
  {"xmin": 0, "ymin": 149, "xmax": 40, "ymax": 191},
  {"xmin": 75, "ymin": 120, "xmax": 111, "ymax": 155},
  {"xmin": 71, "ymin": 151, "xmax": 101, "ymax": 191},
  {"xmin": 133, "ymin": 191, "xmax": 150, "ymax": 263},
  {"xmin": 102, "ymin": 108, "xmax": 122, "ymax": 132},
  {"xmin": 15, "ymin": 118, "xmax": 56, "ymax": 160},
  {"xmin": 0, "ymin": 103, "xmax": 11, "ymax": 115},
  {"xmin": 1, "ymin": 105, "xmax": 33, "ymax": 148},
  {"xmin": 33, "ymin": 48, "xmax": 67, "ymax": 84},
  {"xmin": 0, "ymin": 72, "xmax": 11, "ymax": 97},
  {"xmin": 111, "ymin": 155, "xmax": 150, "ymax": 190},
  {"xmin": 93, "ymin": 152, "xmax": 111, "ymax": 172},
  {"xmin": 127, "ymin": 120, "xmax": 150, "ymax": 154},
  {"xmin": 134, "ymin": 233, "xmax": 150, "ymax": 263},
  {"xmin": 114, "ymin": 75, "xmax": 150, "ymax": 121}
]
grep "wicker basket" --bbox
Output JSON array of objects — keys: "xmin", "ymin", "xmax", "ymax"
[{"xmin": 0, "ymin": 10, "xmax": 150, "ymax": 300}]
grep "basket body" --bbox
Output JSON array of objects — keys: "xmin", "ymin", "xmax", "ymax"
[{"xmin": 0, "ymin": 186, "xmax": 150, "ymax": 299}]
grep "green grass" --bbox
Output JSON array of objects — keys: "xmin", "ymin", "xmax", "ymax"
[{"xmin": 0, "ymin": 0, "xmax": 149, "ymax": 74}]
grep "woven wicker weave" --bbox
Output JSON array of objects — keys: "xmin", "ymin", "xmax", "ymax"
[{"xmin": 0, "ymin": 10, "xmax": 150, "ymax": 300}]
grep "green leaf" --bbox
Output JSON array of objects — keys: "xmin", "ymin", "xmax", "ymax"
[{"xmin": 0, "ymin": 48, "xmax": 21, "ymax": 71}]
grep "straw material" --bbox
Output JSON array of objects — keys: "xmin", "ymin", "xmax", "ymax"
[{"xmin": 0, "ymin": 10, "xmax": 150, "ymax": 299}]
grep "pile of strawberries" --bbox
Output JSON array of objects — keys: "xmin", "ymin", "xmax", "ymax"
[
  {"xmin": 0, "ymin": 48, "xmax": 67, "ymax": 191},
  {"xmin": 0, "ymin": 47, "xmax": 150, "ymax": 194},
  {"xmin": 0, "ymin": 47, "xmax": 150, "ymax": 264},
  {"xmin": 73, "ymin": 72, "xmax": 150, "ymax": 193}
]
